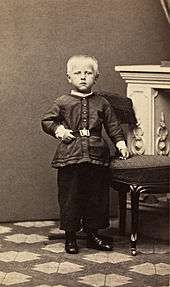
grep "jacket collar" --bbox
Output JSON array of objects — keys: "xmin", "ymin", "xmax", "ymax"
[{"xmin": 70, "ymin": 90, "xmax": 94, "ymax": 98}]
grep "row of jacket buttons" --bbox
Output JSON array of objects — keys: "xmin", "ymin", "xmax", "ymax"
[
  {"xmin": 81, "ymin": 98, "xmax": 88, "ymax": 129},
  {"xmin": 81, "ymin": 98, "xmax": 89, "ymax": 155}
]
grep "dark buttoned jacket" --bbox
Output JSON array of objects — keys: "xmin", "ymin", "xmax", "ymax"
[{"xmin": 41, "ymin": 92, "xmax": 125, "ymax": 168}]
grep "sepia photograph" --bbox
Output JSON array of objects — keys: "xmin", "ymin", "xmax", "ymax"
[{"xmin": 0, "ymin": 0, "xmax": 169, "ymax": 286}]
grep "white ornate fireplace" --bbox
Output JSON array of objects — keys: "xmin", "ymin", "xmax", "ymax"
[{"xmin": 115, "ymin": 65, "xmax": 170, "ymax": 157}]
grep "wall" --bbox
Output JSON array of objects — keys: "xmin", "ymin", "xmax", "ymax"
[{"xmin": 0, "ymin": 0, "xmax": 169, "ymax": 222}]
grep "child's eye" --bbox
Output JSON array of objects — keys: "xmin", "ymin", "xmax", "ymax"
[
  {"xmin": 74, "ymin": 71, "xmax": 81, "ymax": 75},
  {"xmin": 86, "ymin": 71, "xmax": 92, "ymax": 75}
]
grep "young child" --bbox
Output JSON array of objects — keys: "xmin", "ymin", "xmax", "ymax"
[{"xmin": 41, "ymin": 55, "xmax": 129, "ymax": 254}]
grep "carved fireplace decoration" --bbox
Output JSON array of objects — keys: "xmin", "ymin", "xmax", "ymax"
[
  {"xmin": 156, "ymin": 112, "xmax": 169, "ymax": 155},
  {"xmin": 130, "ymin": 118, "xmax": 145, "ymax": 155},
  {"xmin": 115, "ymin": 65, "xmax": 170, "ymax": 157}
]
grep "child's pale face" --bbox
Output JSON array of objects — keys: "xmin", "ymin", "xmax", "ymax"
[{"xmin": 67, "ymin": 60, "xmax": 97, "ymax": 93}]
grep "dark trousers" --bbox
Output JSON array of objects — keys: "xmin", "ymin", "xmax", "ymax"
[{"xmin": 57, "ymin": 163, "xmax": 110, "ymax": 232}]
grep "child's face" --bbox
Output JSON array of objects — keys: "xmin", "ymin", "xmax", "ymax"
[{"xmin": 67, "ymin": 59, "xmax": 97, "ymax": 93}]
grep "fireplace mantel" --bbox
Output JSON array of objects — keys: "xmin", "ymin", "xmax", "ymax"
[
  {"xmin": 115, "ymin": 65, "xmax": 170, "ymax": 156},
  {"xmin": 115, "ymin": 65, "xmax": 170, "ymax": 86}
]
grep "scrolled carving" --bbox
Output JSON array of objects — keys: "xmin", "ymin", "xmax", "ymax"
[
  {"xmin": 156, "ymin": 112, "xmax": 169, "ymax": 156},
  {"xmin": 130, "ymin": 119, "xmax": 145, "ymax": 155}
]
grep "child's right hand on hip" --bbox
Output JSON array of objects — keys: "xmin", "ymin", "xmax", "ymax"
[{"xmin": 55, "ymin": 125, "xmax": 75, "ymax": 143}]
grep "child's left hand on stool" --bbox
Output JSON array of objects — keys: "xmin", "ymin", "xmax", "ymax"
[{"xmin": 119, "ymin": 147, "xmax": 129, "ymax": 160}]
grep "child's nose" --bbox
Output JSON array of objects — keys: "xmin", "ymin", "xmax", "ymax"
[{"xmin": 81, "ymin": 73, "xmax": 86, "ymax": 79}]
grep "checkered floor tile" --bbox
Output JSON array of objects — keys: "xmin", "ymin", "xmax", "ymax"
[{"xmin": 0, "ymin": 221, "xmax": 169, "ymax": 286}]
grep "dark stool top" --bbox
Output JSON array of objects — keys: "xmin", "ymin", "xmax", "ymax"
[{"xmin": 110, "ymin": 155, "xmax": 170, "ymax": 185}]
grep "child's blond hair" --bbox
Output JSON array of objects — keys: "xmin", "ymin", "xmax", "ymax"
[{"xmin": 67, "ymin": 54, "xmax": 99, "ymax": 77}]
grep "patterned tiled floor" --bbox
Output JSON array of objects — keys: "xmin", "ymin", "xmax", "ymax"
[{"xmin": 0, "ymin": 220, "xmax": 169, "ymax": 286}]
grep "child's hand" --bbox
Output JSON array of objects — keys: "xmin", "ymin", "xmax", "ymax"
[
  {"xmin": 119, "ymin": 147, "xmax": 129, "ymax": 160},
  {"xmin": 55, "ymin": 125, "xmax": 75, "ymax": 143},
  {"xmin": 62, "ymin": 129, "xmax": 75, "ymax": 143}
]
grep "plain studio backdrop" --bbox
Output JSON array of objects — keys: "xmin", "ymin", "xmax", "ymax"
[{"xmin": 0, "ymin": 0, "xmax": 169, "ymax": 222}]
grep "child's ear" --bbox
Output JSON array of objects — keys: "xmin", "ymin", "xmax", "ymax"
[
  {"xmin": 67, "ymin": 73, "xmax": 72, "ymax": 83},
  {"xmin": 94, "ymin": 73, "xmax": 99, "ymax": 82}
]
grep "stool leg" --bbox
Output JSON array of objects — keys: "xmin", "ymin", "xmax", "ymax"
[
  {"xmin": 130, "ymin": 184, "xmax": 140, "ymax": 256},
  {"xmin": 118, "ymin": 189, "xmax": 127, "ymax": 235}
]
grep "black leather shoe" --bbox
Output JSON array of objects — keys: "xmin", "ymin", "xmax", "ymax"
[
  {"xmin": 65, "ymin": 231, "xmax": 79, "ymax": 254},
  {"xmin": 87, "ymin": 232, "xmax": 113, "ymax": 251},
  {"xmin": 65, "ymin": 240, "xmax": 79, "ymax": 254}
]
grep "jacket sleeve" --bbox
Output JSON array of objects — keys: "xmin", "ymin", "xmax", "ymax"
[
  {"xmin": 41, "ymin": 99, "xmax": 62, "ymax": 138},
  {"xmin": 103, "ymin": 99, "xmax": 125, "ymax": 144}
]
